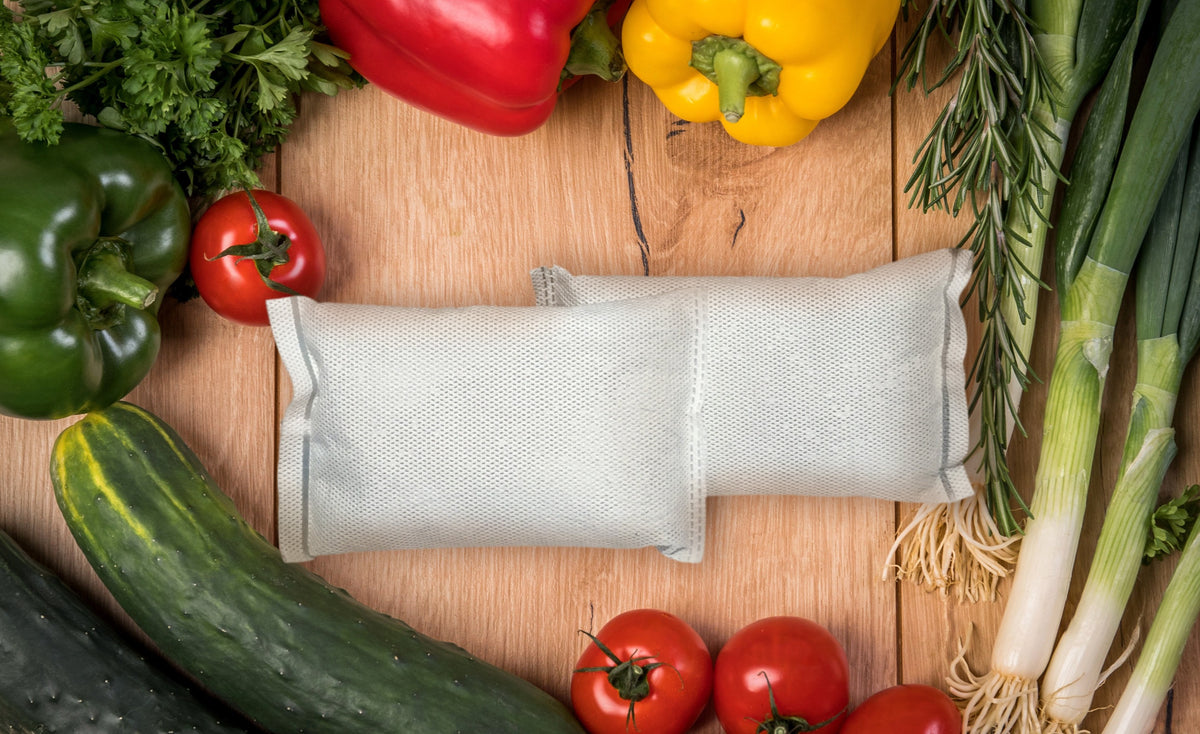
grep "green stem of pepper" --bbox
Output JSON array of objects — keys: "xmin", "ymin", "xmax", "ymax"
[
  {"xmin": 712, "ymin": 50, "xmax": 760, "ymax": 122},
  {"xmin": 690, "ymin": 36, "xmax": 782, "ymax": 124},
  {"xmin": 77, "ymin": 241, "xmax": 158, "ymax": 312},
  {"xmin": 562, "ymin": 0, "xmax": 626, "ymax": 84}
]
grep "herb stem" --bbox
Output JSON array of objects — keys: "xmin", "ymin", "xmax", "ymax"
[{"xmin": 56, "ymin": 58, "xmax": 125, "ymax": 97}]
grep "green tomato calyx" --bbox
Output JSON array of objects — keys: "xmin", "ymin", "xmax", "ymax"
[
  {"xmin": 574, "ymin": 630, "xmax": 683, "ymax": 732},
  {"xmin": 751, "ymin": 671, "xmax": 844, "ymax": 733},
  {"xmin": 207, "ymin": 189, "xmax": 300, "ymax": 296}
]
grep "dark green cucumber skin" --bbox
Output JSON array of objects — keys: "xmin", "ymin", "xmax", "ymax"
[
  {"xmin": 0, "ymin": 529, "xmax": 256, "ymax": 733},
  {"xmin": 0, "ymin": 693, "xmax": 48, "ymax": 733},
  {"xmin": 50, "ymin": 402, "xmax": 587, "ymax": 734}
]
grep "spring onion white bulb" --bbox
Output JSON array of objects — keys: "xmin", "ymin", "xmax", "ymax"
[{"xmin": 950, "ymin": 300, "xmax": 1119, "ymax": 734}]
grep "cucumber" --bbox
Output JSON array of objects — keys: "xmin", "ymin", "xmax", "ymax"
[
  {"xmin": 0, "ymin": 529, "xmax": 256, "ymax": 733},
  {"xmin": 0, "ymin": 694, "xmax": 48, "ymax": 733},
  {"xmin": 50, "ymin": 402, "xmax": 587, "ymax": 734}
]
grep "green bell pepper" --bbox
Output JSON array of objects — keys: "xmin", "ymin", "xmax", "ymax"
[{"xmin": 0, "ymin": 121, "xmax": 190, "ymax": 420}]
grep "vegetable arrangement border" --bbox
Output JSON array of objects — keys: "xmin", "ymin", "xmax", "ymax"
[{"xmin": 3, "ymin": 0, "xmax": 1200, "ymax": 733}]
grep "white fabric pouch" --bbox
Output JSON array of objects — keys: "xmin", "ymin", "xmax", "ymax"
[
  {"xmin": 531, "ymin": 248, "xmax": 974, "ymax": 505},
  {"xmin": 269, "ymin": 292, "xmax": 707, "ymax": 564}
]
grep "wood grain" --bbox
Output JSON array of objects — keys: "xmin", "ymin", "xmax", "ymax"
[
  {"xmin": 274, "ymin": 46, "xmax": 899, "ymax": 728},
  {"xmin": 0, "ymin": 16, "xmax": 1196, "ymax": 734}
]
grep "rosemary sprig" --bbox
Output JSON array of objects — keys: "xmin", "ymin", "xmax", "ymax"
[{"xmin": 896, "ymin": 0, "xmax": 1059, "ymax": 535}]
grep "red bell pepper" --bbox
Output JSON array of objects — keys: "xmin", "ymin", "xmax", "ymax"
[{"xmin": 319, "ymin": 0, "xmax": 630, "ymax": 136}]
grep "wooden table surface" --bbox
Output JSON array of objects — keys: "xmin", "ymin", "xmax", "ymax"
[{"xmin": 2, "ymin": 16, "xmax": 1197, "ymax": 733}]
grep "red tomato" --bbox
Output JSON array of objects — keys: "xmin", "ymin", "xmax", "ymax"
[
  {"xmin": 571, "ymin": 609, "xmax": 713, "ymax": 734},
  {"xmin": 713, "ymin": 616, "xmax": 849, "ymax": 734},
  {"xmin": 842, "ymin": 685, "xmax": 960, "ymax": 734},
  {"xmin": 190, "ymin": 189, "xmax": 325, "ymax": 326}
]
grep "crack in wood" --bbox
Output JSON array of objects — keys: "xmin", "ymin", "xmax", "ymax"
[
  {"xmin": 730, "ymin": 209, "xmax": 746, "ymax": 249},
  {"xmin": 621, "ymin": 76, "xmax": 651, "ymax": 276}
]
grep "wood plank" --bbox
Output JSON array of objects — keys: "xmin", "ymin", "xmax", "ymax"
[{"xmin": 275, "ymin": 40, "xmax": 899, "ymax": 732}]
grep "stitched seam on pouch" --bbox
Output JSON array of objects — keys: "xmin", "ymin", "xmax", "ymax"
[
  {"xmin": 939, "ymin": 254, "xmax": 958, "ymax": 502},
  {"xmin": 532, "ymin": 267, "xmax": 550, "ymax": 306},
  {"xmin": 292, "ymin": 297, "xmax": 321, "ymax": 558},
  {"xmin": 688, "ymin": 289, "xmax": 707, "ymax": 559}
]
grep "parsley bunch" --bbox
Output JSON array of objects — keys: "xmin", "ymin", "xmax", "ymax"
[
  {"xmin": 1147, "ymin": 486, "xmax": 1200, "ymax": 564},
  {"xmin": 0, "ymin": 0, "xmax": 361, "ymax": 203}
]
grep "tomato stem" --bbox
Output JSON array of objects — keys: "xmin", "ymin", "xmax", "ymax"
[
  {"xmin": 751, "ymin": 672, "xmax": 844, "ymax": 733},
  {"xmin": 207, "ymin": 189, "xmax": 301, "ymax": 296},
  {"xmin": 574, "ymin": 630, "xmax": 682, "ymax": 733}
]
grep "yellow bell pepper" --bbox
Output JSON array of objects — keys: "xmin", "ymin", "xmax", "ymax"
[{"xmin": 622, "ymin": 0, "xmax": 899, "ymax": 146}]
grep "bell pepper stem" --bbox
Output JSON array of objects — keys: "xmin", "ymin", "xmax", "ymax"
[
  {"xmin": 691, "ymin": 36, "xmax": 781, "ymax": 124},
  {"xmin": 563, "ymin": 1, "xmax": 626, "ymax": 83},
  {"xmin": 77, "ymin": 247, "xmax": 158, "ymax": 311},
  {"xmin": 712, "ymin": 49, "xmax": 761, "ymax": 123}
]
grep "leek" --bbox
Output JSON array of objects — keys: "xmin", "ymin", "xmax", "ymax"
[
  {"xmin": 1100, "ymin": 494, "xmax": 1200, "ymax": 734},
  {"xmin": 948, "ymin": 0, "xmax": 1200, "ymax": 729},
  {"xmin": 1040, "ymin": 109, "xmax": 1200, "ymax": 733},
  {"xmin": 890, "ymin": 0, "xmax": 1143, "ymax": 599}
]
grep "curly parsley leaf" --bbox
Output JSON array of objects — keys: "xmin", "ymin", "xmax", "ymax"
[
  {"xmin": 231, "ymin": 25, "xmax": 314, "ymax": 112},
  {"xmin": 1146, "ymin": 485, "xmax": 1200, "ymax": 564},
  {"xmin": 119, "ymin": 6, "xmax": 221, "ymax": 137},
  {"xmin": 0, "ymin": 6, "xmax": 67, "ymax": 142}
]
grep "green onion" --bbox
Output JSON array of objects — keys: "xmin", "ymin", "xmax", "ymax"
[
  {"xmin": 1040, "ymin": 110, "xmax": 1200, "ymax": 732},
  {"xmin": 1100, "ymin": 495, "xmax": 1200, "ymax": 734},
  {"xmin": 948, "ymin": 0, "xmax": 1200, "ymax": 728}
]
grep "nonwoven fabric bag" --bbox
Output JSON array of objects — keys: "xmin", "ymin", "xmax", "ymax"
[
  {"xmin": 530, "ymin": 248, "xmax": 974, "ymax": 505},
  {"xmin": 268, "ymin": 292, "xmax": 707, "ymax": 564}
]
